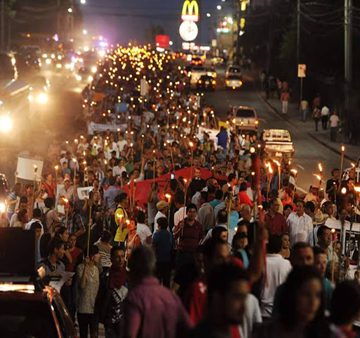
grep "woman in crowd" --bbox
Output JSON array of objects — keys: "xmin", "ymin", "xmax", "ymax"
[
  {"xmin": 77, "ymin": 245, "xmax": 101, "ymax": 338},
  {"xmin": 253, "ymin": 266, "xmax": 329, "ymax": 338}
]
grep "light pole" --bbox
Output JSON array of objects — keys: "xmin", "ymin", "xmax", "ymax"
[
  {"xmin": 1, "ymin": 0, "xmax": 5, "ymax": 51},
  {"xmin": 344, "ymin": 0, "xmax": 352, "ymax": 118}
]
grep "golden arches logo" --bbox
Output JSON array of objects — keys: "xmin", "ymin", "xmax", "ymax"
[{"xmin": 181, "ymin": 0, "xmax": 199, "ymax": 22}]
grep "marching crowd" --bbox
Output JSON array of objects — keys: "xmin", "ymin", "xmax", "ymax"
[{"xmin": 3, "ymin": 46, "xmax": 360, "ymax": 338}]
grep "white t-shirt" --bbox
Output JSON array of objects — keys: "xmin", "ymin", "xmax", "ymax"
[
  {"xmin": 321, "ymin": 106, "xmax": 330, "ymax": 116},
  {"xmin": 240, "ymin": 294, "xmax": 262, "ymax": 338},
  {"xmin": 287, "ymin": 212, "xmax": 313, "ymax": 245},
  {"xmin": 113, "ymin": 165, "xmax": 126, "ymax": 177},
  {"xmin": 261, "ymin": 254, "xmax": 292, "ymax": 317},
  {"xmin": 136, "ymin": 223, "xmax": 152, "ymax": 244},
  {"xmin": 153, "ymin": 211, "xmax": 166, "ymax": 233},
  {"xmin": 174, "ymin": 207, "xmax": 186, "ymax": 228},
  {"xmin": 117, "ymin": 140, "xmax": 127, "ymax": 152},
  {"xmin": 329, "ymin": 114, "xmax": 339, "ymax": 128}
]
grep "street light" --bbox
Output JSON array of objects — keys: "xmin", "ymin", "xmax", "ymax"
[
  {"xmin": 206, "ymin": 13, "xmax": 211, "ymax": 17},
  {"xmin": 67, "ymin": 7, "xmax": 73, "ymax": 13},
  {"xmin": 217, "ymin": 5, "xmax": 222, "ymax": 10},
  {"xmin": 80, "ymin": 0, "xmax": 86, "ymax": 3},
  {"xmin": 0, "ymin": 115, "xmax": 13, "ymax": 133},
  {"xmin": 82, "ymin": 29, "xmax": 88, "ymax": 35}
]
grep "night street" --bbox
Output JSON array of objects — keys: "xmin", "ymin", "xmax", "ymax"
[{"xmin": 0, "ymin": 1, "xmax": 360, "ymax": 338}]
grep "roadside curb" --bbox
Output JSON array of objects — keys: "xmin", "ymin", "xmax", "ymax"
[
  {"xmin": 258, "ymin": 93, "xmax": 357, "ymax": 162},
  {"xmin": 307, "ymin": 133, "xmax": 356, "ymax": 162}
]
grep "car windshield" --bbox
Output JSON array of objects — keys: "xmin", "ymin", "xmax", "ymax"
[
  {"xmin": 0, "ymin": 298, "xmax": 58, "ymax": 338},
  {"xmin": 236, "ymin": 109, "xmax": 255, "ymax": 118},
  {"xmin": 192, "ymin": 67, "xmax": 205, "ymax": 72},
  {"xmin": 229, "ymin": 67, "xmax": 241, "ymax": 74},
  {"xmin": 228, "ymin": 75, "xmax": 242, "ymax": 80}
]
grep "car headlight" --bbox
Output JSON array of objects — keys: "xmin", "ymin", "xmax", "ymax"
[
  {"xmin": 75, "ymin": 74, "xmax": 82, "ymax": 81},
  {"xmin": 87, "ymin": 75, "xmax": 93, "ymax": 82},
  {"xmin": 0, "ymin": 202, "xmax": 6, "ymax": 213},
  {"xmin": 37, "ymin": 92, "xmax": 48, "ymax": 104},
  {"xmin": 28, "ymin": 94, "xmax": 33, "ymax": 102},
  {"xmin": 56, "ymin": 63, "xmax": 62, "ymax": 69},
  {"xmin": 91, "ymin": 66, "xmax": 97, "ymax": 74},
  {"xmin": 45, "ymin": 58, "xmax": 51, "ymax": 65}
]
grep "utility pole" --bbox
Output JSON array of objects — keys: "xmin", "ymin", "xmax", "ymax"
[
  {"xmin": 1, "ymin": 0, "xmax": 5, "ymax": 52},
  {"xmin": 296, "ymin": 0, "xmax": 300, "ymax": 66},
  {"xmin": 344, "ymin": 0, "xmax": 352, "ymax": 112}
]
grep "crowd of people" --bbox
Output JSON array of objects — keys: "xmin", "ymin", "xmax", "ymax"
[{"xmin": 3, "ymin": 46, "xmax": 360, "ymax": 338}]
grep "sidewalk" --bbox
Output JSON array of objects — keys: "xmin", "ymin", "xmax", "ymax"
[{"xmin": 260, "ymin": 93, "xmax": 360, "ymax": 162}]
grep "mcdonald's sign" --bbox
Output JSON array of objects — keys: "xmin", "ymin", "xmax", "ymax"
[{"xmin": 181, "ymin": 0, "xmax": 199, "ymax": 22}]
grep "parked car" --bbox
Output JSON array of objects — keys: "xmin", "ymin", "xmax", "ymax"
[
  {"xmin": 0, "ymin": 228, "xmax": 76, "ymax": 338},
  {"xmin": 0, "ymin": 283, "xmax": 77, "ymax": 338}
]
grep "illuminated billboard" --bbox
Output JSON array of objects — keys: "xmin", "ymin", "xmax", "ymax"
[{"xmin": 180, "ymin": 0, "xmax": 199, "ymax": 42}]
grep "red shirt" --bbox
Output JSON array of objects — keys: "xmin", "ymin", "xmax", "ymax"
[
  {"xmin": 186, "ymin": 276, "xmax": 242, "ymax": 338},
  {"xmin": 265, "ymin": 212, "xmax": 288, "ymax": 236},
  {"xmin": 238, "ymin": 191, "xmax": 253, "ymax": 207},
  {"xmin": 66, "ymin": 247, "xmax": 82, "ymax": 272},
  {"xmin": 174, "ymin": 219, "xmax": 203, "ymax": 253}
]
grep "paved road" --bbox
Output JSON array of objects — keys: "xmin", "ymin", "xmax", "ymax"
[
  {"xmin": 0, "ymin": 69, "xmax": 86, "ymax": 184},
  {"xmin": 203, "ymin": 79, "xmax": 348, "ymax": 193}
]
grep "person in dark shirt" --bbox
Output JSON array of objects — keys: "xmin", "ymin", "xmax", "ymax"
[
  {"xmin": 189, "ymin": 168, "xmax": 206, "ymax": 198},
  {"xmin": 152, "ymin": 217, "xmax": 173, "ymax": 287},
  {"xmin": 173, "ymin": 203, "xmax": 203, "ymax": 270},
  {"xmin": 216, "ymin": 126, "xmax": 228, "ymax": 150},
  {"xmin": 325, "ymin": 168, "xmax": 340, "ymax": 203}
]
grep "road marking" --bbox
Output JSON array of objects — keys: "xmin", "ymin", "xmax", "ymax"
[{"xmin": 296, "ymin": 164, "xmax": 305, "ymax": 170}]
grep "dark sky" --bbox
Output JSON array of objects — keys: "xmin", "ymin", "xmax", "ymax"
[{"xmin": 82, "ymin": 0, "xmax": 225, "ymax": 47}]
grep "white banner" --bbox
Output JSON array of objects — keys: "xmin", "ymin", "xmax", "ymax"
[
  {"xmin": 326, "ymin": 218, "xmax": 360, "ymax": 233},
  {"xmin": 87, "ymin": 122, "xmax": 127, "ymax": 135},
  {"xmin": 77, "ymin": 186, "xmax": 94, "ymax": 200},
  {"xmin": 16, "ymin": 157, "xmax": 44, "ymax": 182}
]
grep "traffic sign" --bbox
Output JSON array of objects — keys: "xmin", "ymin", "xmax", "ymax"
[{"xmin": 298, "ymin": 64, "xmax": 307, "ymax": 78}]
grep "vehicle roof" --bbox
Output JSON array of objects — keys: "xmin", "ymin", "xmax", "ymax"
[
  {"xmin": 262, "ymin": 128, "xmax": 291, "ymax": 134},
  {"xmin": 234, "ymin": 105, "xmax": 256, "ymax": 111},
  {"xmin": 0, "ymin": 284, "xmax": 53, "ymax": 302},
  {"xmin": 227, "ymin": 64, "xmax": 241, "ymax": 69}
]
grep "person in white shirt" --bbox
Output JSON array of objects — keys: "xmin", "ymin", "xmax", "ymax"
[
  {"xmin": 329, "ymin": 110, "xmax": 340, "ymax": 142},
  {"xmin": 321, "ymin": 105, "xmax": 330, "ymax": 130},
  {"xmin": 25, "ymin": 208, "xmax": 45, "ymax": 235},
  {"xmin": 261, "ymin": 235, "xmax": 292, "ymax": 318},
  {"xmin": 153, "ymin": 200, "xmax": 168, "ymax": 234},
  {"xmin": 113, "ymin": 158, "xmax": 127, "ymax": 178},
  {"xmin": 174, "ymin": 192, "xmax": 186, "ymax": 229},
  {"xmin": 287, "ymin": 200, "xmax": 313, "ymax": 246},
  {"xmin": 136, "ymin": 211, "xmax": 152, "ymax": 245},
  {"xmin": 201, "ymin": 209, "xmax": 232, "ymax": 245},
  {"xmin": 240, "ymin": 293, "xmax": 262, "ymax": 338},
  {"xmin": 117, "ymin": 133, "xmax": 127, "ymax": 153},
  {"xmin": 307, "ymin": 210, "xmax": 326, "ymax": 247}
]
